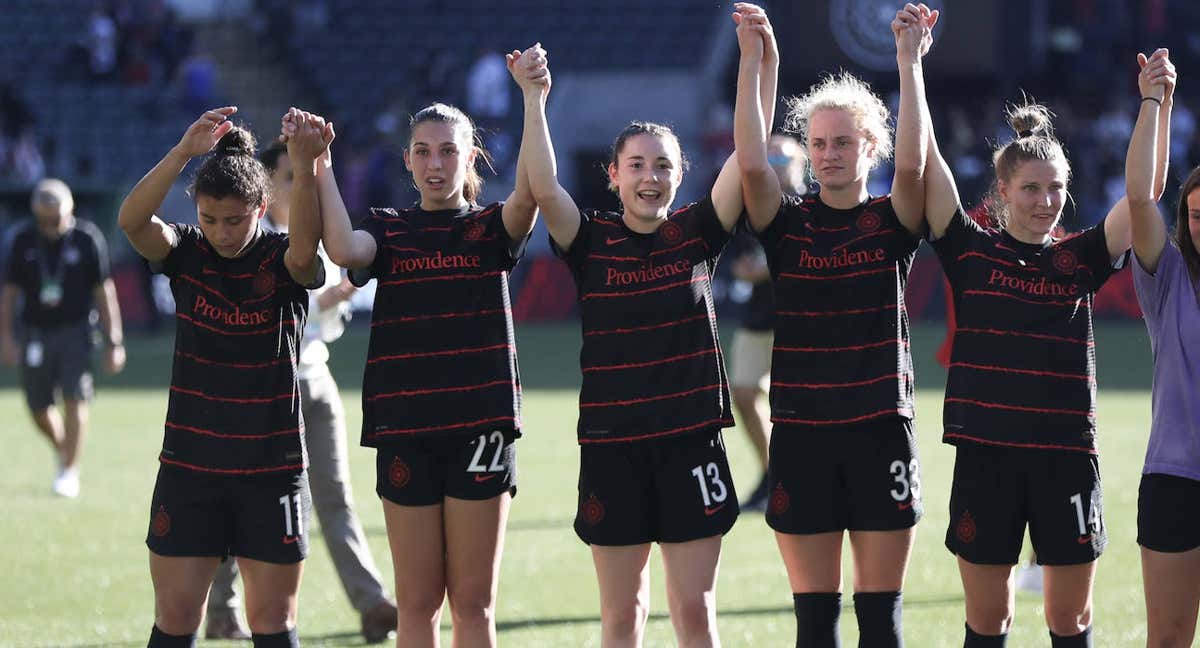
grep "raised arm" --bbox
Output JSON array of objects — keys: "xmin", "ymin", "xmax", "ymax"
[
  {"xmin": 283, "ymin": 108, "xmax": 329, "ymax": 286},
  {"xmin": 917, "ymin": 9, "xmax": 961, "ymax": 239},
  {"xmin": 282, "ymin": 114, "xmax": 377, "ymax": 270},
  {"xmin": 118, "ymin": 107, "xmax": 238, "ymax": 261},
  {"xmin": 891, "ymin": 3, "xmax": 938, "ymax": 234},
  {"xmin": 1124, "ymin": 49, "xmax": 1174, "ymax": 271},
  {"xmin": 733, "ymin": 3, "xmax": 781, "ymax": 232},
  {"xmin": 501, "ymin": 63, "xmax": 539, "ymax": 242},
  {"xmin": 508, "ymin": 43, "xmax": 582, "ymax": 251}
]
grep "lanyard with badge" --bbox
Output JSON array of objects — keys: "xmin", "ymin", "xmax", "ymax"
[{"xmin": 26, "ymin": 232, "xmax": 69, "ymax": 368}]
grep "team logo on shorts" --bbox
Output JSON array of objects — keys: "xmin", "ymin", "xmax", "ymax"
[
  {"xmin": 1052, "ymin": 249, "xmax": 1078, "ymax": 275},
  {"xmin": 856, "ymin": 211, "xmax": 881, "ymax": 233},
  {"xmin": 580, "ymin": 494, "xmax": 605, "ymax": 525},
  {"xmin": 252, "ymin": 270, "xmax": 275, "ymax": 296},
  {"xmin": 769, "ymin": 483, "xmax": 790, "ymax": 515},
  {"xmin": 658, "ymin": 221, "xmax": 683, "ymax": 246},
  {"xmin": 151, "ymin": 506, "xmax": 171, "ymax": 537},
  {"xmin": 956, "ymin": 510, "xmax": 977, "ymax": 544},
  {"xmin": 388, "ymin": 457, "xmax": 411, "ymax": 489},
  {"xmin": 462, "ymin": 220, "xmax": 485, "ymax": 241}
]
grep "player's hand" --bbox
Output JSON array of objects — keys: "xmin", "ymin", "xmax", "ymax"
[
  {"xmin": 286, "ymin": 108, "xmax": 335, "ymax": 175},
  {"xmin": 732, "ymin": 3, "xmax": 773, "ymax": 62},
  {"xmin": 332, "ymin": 276, "xmax": 357, "ymax": 302},
  {"xmin": 104, "ymin": 344, "xmax": 126, "ymax": 374},
  {"xmin": 173, "ymin": 107, "xmax": 237, "ymax": 158},
  {"xmin": 1137, "ymin": 48, "xmax": 1174, "ymax": 103},
  {"xmin": 1, "ymin": 337, "xmax": 17, "ymax": 367},
  {"xmin": 507, "ymin": 44, "xmax": 550, "ymax": 98}
]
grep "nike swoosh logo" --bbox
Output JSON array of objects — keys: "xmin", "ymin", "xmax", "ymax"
[
  {"xmin": 606, "ymin": 237, "xmax": 628, "ymax": 245},
  {"xmin": 282, "ymin": 536, "xmax": 299, "ymax": 545},
  {"xmin": 704, "ymin": 503, "xmax": 726, "ymax": 516},
  {"xmin": 1077, "ymin": 534, "xmax": 1093, "ymax": 544},
  {"xmin": 897, "ymin": 500, "xmax": 915, "ymax": 511},
  {"xmin": 473, "ymin": 473, "xmax": 499, "ymax": 483},
  {"xmin": 385, "ymin": 230, "xmax": 404, "ymax": 238}
]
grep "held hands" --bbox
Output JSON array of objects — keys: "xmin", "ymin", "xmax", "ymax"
[
  {"xmin": 281, "ymin": 107, "xmax": 336, "ymax": 175},
  {"xmin": 507, "ymin": 43, "xmax": 550, "ymax": 97},
  {"xmin": 893, "ymin": 3, "xmax": 939, "ymax": 63},
  {"xmin": 1137, "ymin": 48, "xmax": 1175, "ymax": 104},
  {"xmin": 173, "ymin": 106, "xmax": 237, "ymax": 158},
  {"xmin": 732, "ymin": 3, "xmax": 776, "ymax": 62}
]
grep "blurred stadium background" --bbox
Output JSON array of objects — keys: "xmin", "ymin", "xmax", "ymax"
[{"xmin": 0, "ymin": 0, "xmax": 1192, "ymax": 645}]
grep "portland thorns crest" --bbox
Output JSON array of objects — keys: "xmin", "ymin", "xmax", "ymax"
[
  {"xmin": 1052, "ymin": 249, "xmax": 1078, "ymax": 275},
  {"xmin": 388, "ymin": 457, "xmax": 411, "ymax": 489},
  {"xmin": 151, "ymin": 506, "xmax": 171, "ymax": 537},
  {"xmin": 956, "ymin": 511, "xmax": 977, "ymax": 544},
  {"xmin": 580, "ymin": 494, "xmax": 605, "ymax": 525},
  {"xmin": 856, "ymin": 210, "xmax": 881, "ymax": 233},
  {"xmin": 658, "ymin": 221, "xmax": 683, "ymax": 246}
]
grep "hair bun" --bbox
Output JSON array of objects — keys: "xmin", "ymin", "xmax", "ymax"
[
  {"xmin": 1006, "ymin": 103, "xmax": 1054, "ymax": 139},
  {"xmin": 215, "ymin": 126, "xmax": 257, "ymax": 157}
]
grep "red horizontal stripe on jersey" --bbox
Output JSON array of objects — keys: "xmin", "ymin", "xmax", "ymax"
[
  {"xmin": 775, "ymin": 339, "xmax": 901, "ymax": 353},
  {"xmin": 587, "ymin": 253, "xmax": 645, "ymax": 263},
  {"xmin": 371, "ymin": 308, "xmax": 510, "ymax": 327},
  {"xmin": 422, "ymin": 226, "xmax": 453, "ymax": 232},
  {"xmin": 779, "ymin": 267, "xmax": 893, "ymax": 281},
  {"xmin": 783, "ymin": 234, "xmax": 814, "ymax": 244},
  {"xmin": 868, "ymin": 196, "xmax": 890, "ymax": 205},
  {"xmin": 771, "ymin": 374, "xmax": 897, "ymax": 389},
  {"xmin": 777, "ymin": 304, "xmax": 897, "ymax": 317},
  {"xmin": 582, "ymin": 275, "xmax": 705, "ymax": 301},
  {"xmin": 943, "ymin": 432, "xmax": 1096, "ymax": 454},
  {"xmin": 170, "ymin": 386, "xmax": 294, "ymax": 404},
  {"xmin": 950, "ymin": 362, "xmax": 1092, "ymax": 381},
  {"xmin": 962, "ymin": 289, "xmax": 1081, "ymax": 307},
  {"xmin": 578, "ymin": 417, "xmax": 734, "ymax": 444},
  {"xmin": 200, "ymin": 268, "xmax": 256, "ymax": 279},
  {"xmin": 177, "ymin": 274, "xmax": 237, "ymax": 305},
  {"xmin": 584, "ymin": 348, "xmax": 716, "ymax": 372},
  {"xmin": 650, "ymin": 238, "xmax": 703, "ymax": 257},
  {"xmin": 954, "ymin": 327, "xmax": 1093, "ymax": 346},
  {"xmin": 581, "ymin": 384, "xmax": 721, "ymax": 408},
  {"xmin": 175, "ymin": 350, "xmax": 288, "ymax": 369},
  {"xmin": 166, "ymin": 421, "xmax": 299, "ymax": 440},
  {"xmin": 995, "ymin": 243, "xmax": 1018, "ymax": 253},
  {"xmin": 368, "ymin": 343, "xmax": 513, "ymax": 364},
  {"xmin": 160, "ymin": 456, "xmax": 304, "ymax": 474},
  {"xmin": 832, "ymin": 230, "xmax": 890, "ymax": 252},
  {"xmin": 382, "ymin": 245, "xmax": 429, "ymax": 254},
  {"xmin": 372, "ymin": 415, "xmax": 519, "ymax": 437},
  {"xmin": 956, "ymin": 251, "xmax": 1039, "ymax": 270},
  {"xmin": 367, "ymin": 379, "xmax": 513, "ymax": 400},
  {"xmin": 945, "ymin": 397, "xmax": 1094, "ymax": 417},
  {"xmin": 584, "ymin": 313, "xmax": 709, "ymax": 336},
  {"xmin": 176, "ymin": 313, "xmax": 290, "ymax": 336},
  {"xmin": 593, "ymin": 219, "xmax": 620, "ymax": 228},
  {"xmin": 378, "ymin": 271, "xmax": 502, "ymax": 287},
  {"xmin": 773, "ymin": 409, "xmax": 899, "ymax": 425},
  {"xmin": 807, "ymin": 224, "xmax": 849, "ymax": 233}
]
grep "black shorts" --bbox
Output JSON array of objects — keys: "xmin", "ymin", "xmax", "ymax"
[
  {"xmin": 146, "ymin": 465, "xmax": 310, "ymax": 564},
  {"xmin": 1138, "ymin": 472, "xmax": 1200, "ymax": 553},
  {"xmin": 766, "ymin": 418, "xmax": 922, "ymax": 535},
  {"xmin": 945, "ymin": 444, "xmax": 1105, "ymax": 566},
  {"xmin": 19, "ymin": 323, "xmax": 94, "ymax": 410},
  {"xmin": 375, "ymin": 429, "xmax": 518, "ymax": 506},
  {"xmin": 574, "ymin": 428, "xmax": 739, "ymax": 546}
]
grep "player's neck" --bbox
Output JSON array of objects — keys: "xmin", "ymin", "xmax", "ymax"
[
  {"xmin": 38, "ymin": 214, "xmax": 73, "ymax": 241},
  {"xmin": 818, "ymin": 183, "xmax": 868, "ymax": 210}
]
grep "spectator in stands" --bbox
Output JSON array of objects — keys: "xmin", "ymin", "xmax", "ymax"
[
  {"xmin": 0, "ymin": 178, "xmax": 125, "ymax": 498},
  {"xmin": 86, "ymin": 4, "xmax": 118, "ymax": 80},
  {"xmin": 466, "ymin": 46, "xmax": 514, "ymax": 172}
]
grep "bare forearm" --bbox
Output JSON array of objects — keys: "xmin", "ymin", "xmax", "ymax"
[
  {"xmin": 894, "ymin": 60, "xmax": 928, "ymax": 176},
  {"xmin": 1154, "ymin": 99, "xmax": 1171, "ymax": 199},
  {"xmin": 95, "ymin": 280, "xmax": 123, "ymax": 346},
  {"xmin": 289, "ymin": 172, "xmax": 321, "ymax": 263},
  {"xmin": 521, "ymin": 93, "xmax": 561, "ymax": 201},
  {"xmin": 119, "ymin": 146, "xmax": 188, "ymax": 233},
  {"xmin": 315, "ymin": 168, "xmax": 369, "ymax": 269},
  {"xmin": 0, "ymin": 285, "xmax": 15, "ymax": 344}
]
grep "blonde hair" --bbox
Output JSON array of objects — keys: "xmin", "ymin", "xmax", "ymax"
[
  {"xmin": 32, "ymin": 178, "xmax": 74, "ymax": 213},
  {"xmin": 784, "ymin": 72, "xmax": 893, "ymax": 170},
  {"xmin": 988, "ymin": 101, "xmax": 1070, "ymax": 228}
]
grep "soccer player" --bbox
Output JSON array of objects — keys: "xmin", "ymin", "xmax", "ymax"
[
  {"xmin": 513, "ymin": 15, "xmax": 768, "ymax": 639},
  {"xmin": 0, "ymin": 178, "xmax": 125, "ymax": 498},
  {"xmin": 922, "ymin": 11, "xmax": 1155, "ymax": 646},
  {"xmin": 735, "ymin": 4, "xmax": 931, "ymax": 646},
  {"xmin": 294, "ymin": 82, "xmax": 536, "ymax": 645},
  {"xmin": 1125, "ymin": 50, "xmax": 1199, "ymax": 648},
  {"xmin": 205, "ymin": 140, "xmax": 398, "ymax": 642},
  {"xmin": 118, "ymin": 106, "xmax": 327, "ymax": 647},
  {"xmin": 729, "ymin": 133, "xmax": 806, "ymax": 512}
]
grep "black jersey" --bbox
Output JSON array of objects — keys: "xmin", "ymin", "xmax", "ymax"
[
  {"xmin": 352, "ymin": 202, "xmax": 525, "ymax": 445},
  {"xmin": 556, "ymin": 197, "xmax": 734, "ymax": 444},
  {"xmin": 156, "ymin": 224, "xmax": 321, "ymax": 475},
  {"xmin": 3, "ymin": 219, "xmax": 109, "ymax": 328},
  {"xmin": 931, "ymin": 209, "xmax": 1120, "ymax": 453},
  {"xmin": 729, "ymin": 231, "xmax": 775, "ymax": 331},
  {"xmin": 758, "ymin": 195, "xmax": 920, "ymax": 427}
]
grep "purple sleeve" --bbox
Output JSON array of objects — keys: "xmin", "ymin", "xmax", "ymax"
[{"xmin": 1133, "ymin": 242, "xmax": 1179, "ymax": 325}]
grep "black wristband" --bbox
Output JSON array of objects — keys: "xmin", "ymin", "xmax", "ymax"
[{"xmin": 1142, "ymin": 96, "xmax": 1163, "ymax": 106}]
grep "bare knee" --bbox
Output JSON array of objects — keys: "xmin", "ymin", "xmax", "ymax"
[
  {"xmin": 967, "ymin": 601, "xmax": 1014, "ymax": 635},
  {"xmin": 396, "ymin": 584, "xmax": 445, "ymax": 623},
  {"xmin": 1044, "ymin": 602, "xmax": 1090, "ymax": 637},
  {"xmin": 1147, "ymin": 622, "xmax": 1195, "ymax": 648},
  {"xmin": 670, "ymin": 594, "xmax": 717, "ymax": 640},
  {"xmin": 156, "ymin": 597, "xmax": 204, "ymax": 635},
  {"xmin": 602, "ymin": 600, "xmax": 649, "ymax": 641},
  {"xmin": 731, "ymin": 387, "xmax": 760, "ymax": 416},
  {"xmin": 447, "ymin": 584, "xmax": 495, "ymax": 627},
  {"xmin": 245, "ymin": 598, "xmax": 295, "ymax": 635}
]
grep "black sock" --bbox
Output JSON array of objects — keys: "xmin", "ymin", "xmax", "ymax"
[
  {"xmin": 853, "ymin": 591, "xmax": 902, "ymax": 648},
  {"xmin": 794, "ymin": 592, "xmax": 841, "ymax": 648},
  {"xmin": 1050, "ymin": 625, "xmax": 1092, "ymax": 648},
  {"xmin": 147, "ymin": 625, "xmax": 195, "ymax": 648},
  {"xmin": 252, "ymin": 627, "xmax": 299, "ymax": 647},
  {"xmin": 964, "ymin": 622, "xmax": 1007, "ymax": 647}
]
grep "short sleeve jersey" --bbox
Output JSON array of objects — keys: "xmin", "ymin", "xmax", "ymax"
[
  {"xmin": 556, "ymin": 197, "xmax": 734, "ymax": 443},
  {"xmin": 757, "ymin": 195, "xmax": 921, "ymax": 428},
  {"xmin": 3, "ymin": 219, "xmax": 110, "ymax": 328},
  {"xmin": 156, "ymin": 224, "xmax": 320, "ymax": 475},
  {"xmin": 931, "ymin": 209, "xmax": 1120, "ymax": 452},
  {"xmin": 352, "ymin": 202, "xmax": 526, "ymax": 446}
]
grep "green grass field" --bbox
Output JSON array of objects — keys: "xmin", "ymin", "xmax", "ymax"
[{"xmin": 0, "ymin": 322, "xmax": 1160, "ymax": 647}]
